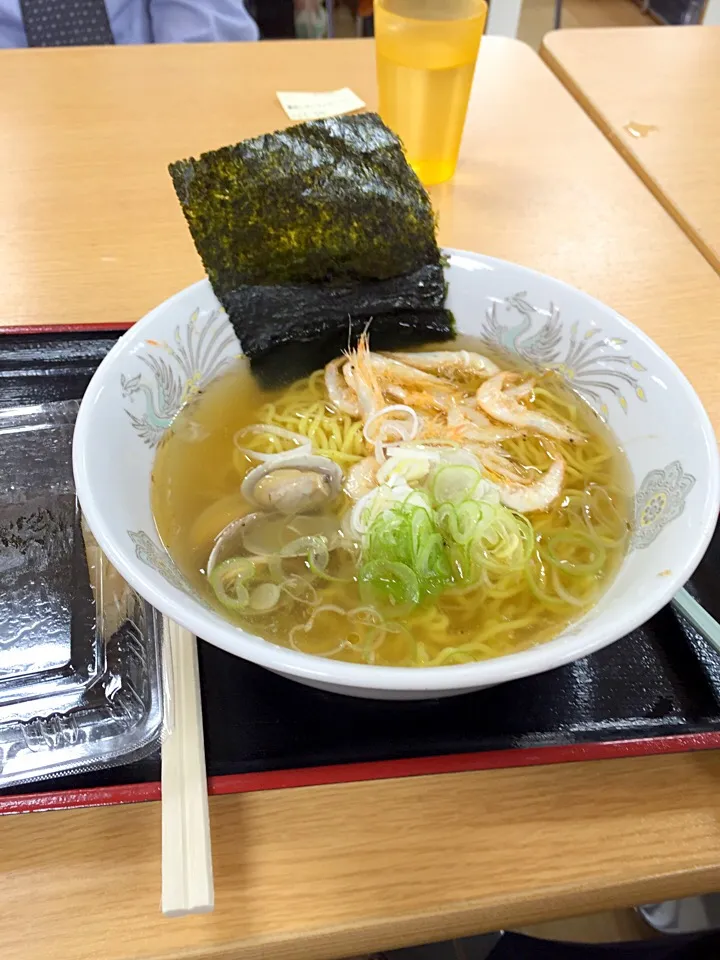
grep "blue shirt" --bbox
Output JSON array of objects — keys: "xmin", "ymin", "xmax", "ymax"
[{"xmin": 0, "ymin": 0, "xmax": 259, "ymax": 47}]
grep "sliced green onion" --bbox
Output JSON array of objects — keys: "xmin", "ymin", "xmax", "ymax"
[
  {"xmin": 267, "ymin": 556, "xmax": 285, "ymax": 581},
  {"xmin": 411, "ymin": 506, "xmax": 435, "ymax": 558},
  {"xmin": 470, "ymin": 508, "xmax": 534, "ymax": 574},
  {"xmin": 431, "ymin": 464, "xmax": 480, "ymax": 504},
  {"xmin": 281, "ymin": 534, "xmax": 329, "ymax": 563},
  {"xmin": 208, "ymin": 557, "xmax": 254, "ymax": 610},
  {"xmin": 281, "ymin": 575, "xmax": 318, "ymax": 606},
  {"xmin": 447, "ymin": 542, "xmax": 475, "ymax": 584},
  {"xmin": 414, "ymin": 533, "xmax": 451, "ymax": 595},
  {"xmin": 545, "ymin": 529, "xmax": 606, "ymax": 576},
  {"xmin": 308, "ymin": 551, "xmax": 353, "ymax": 583},
  {"xmin": 436, "ymin": 501, "xmax": 481, "ymax": 546},
  {"xmin": 524, "ymin": 557, "xmax": 572, "ymax": 610},
  {"xmin": 348, "ymin": 606, "xmax": 384, "ymax": 626},
  {"xmin": 549, "ymin": 565, "xmax": 594, "ymax": 608},
  {"xmin": 583, "ymin": 486, "xmax": 630, "ymax": 547},
  {"xmin": 249, "ymin": 582, "xmax": 282, "ymax": 612},
  {"xmin": 288, "ymin": 605, "xmax": 349, "ymax": 657},
  {"xmin": 359, "ymin": 559, "xmax": 420, "ymax": 616}
]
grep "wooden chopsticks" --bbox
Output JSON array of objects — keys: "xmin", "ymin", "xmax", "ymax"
[{"xmin": 161, "ymin": 619, "xmax": 215, "ymax": 917}]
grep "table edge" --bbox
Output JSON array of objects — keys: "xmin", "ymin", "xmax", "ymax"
[{"xmin": 540, "ymin": 31, "xmax": 720, "ymax": 277}]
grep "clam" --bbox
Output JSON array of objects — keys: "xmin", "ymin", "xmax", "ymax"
[
  {"xmin": 207, "ymin": 512, "xmax": 262, "ymax": 574},
  {"xmin": 208, "ymin": 512, "xmax": 343, "ymax": 573},
  {"xmin": 241, "ymin": 455, "xmax": 343, "ymax": 516}
]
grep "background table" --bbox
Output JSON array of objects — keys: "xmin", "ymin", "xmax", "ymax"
[
  {"xmin": 542, "ymin": 25, "xmax": 720, "ymax": 275},
  {"xmin": 2, "ymin": 36, "xmax": 720, "ymax": 960}
]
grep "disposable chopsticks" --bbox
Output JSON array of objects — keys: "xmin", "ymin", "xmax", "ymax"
[
  {"xmin": 161, "ymin": 618, "xmax": 215, "ymax": 916},
  {"xmin": 672, "ymin": 587, "xmax": 720, "ymax": 655}
]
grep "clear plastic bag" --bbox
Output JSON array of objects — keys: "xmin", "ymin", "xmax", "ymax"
[{"xmin": 0, "ymin": 401, "xmax": 164, "ymax": 790}]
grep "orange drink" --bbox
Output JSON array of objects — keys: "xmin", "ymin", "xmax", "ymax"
[{"xmin": 375, "ymin": 0, "xmax": 487, "ymax": 186}]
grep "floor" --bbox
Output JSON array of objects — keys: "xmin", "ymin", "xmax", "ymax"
[
  {"xmin": 515, "ymin": 908, "xmax": 657, "ymax": 942},
  {"xmin": 345, "ymin": 911, "xmax": 656, "ymax": 960},
  {"xmin": 518, "ymin": 0, "xmax": 653, "ymax": 49}
]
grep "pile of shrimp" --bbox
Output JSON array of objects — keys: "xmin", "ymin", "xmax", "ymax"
[{"xmin": 324, "ymin": 334, "xmax": 585, "ymax": 514}]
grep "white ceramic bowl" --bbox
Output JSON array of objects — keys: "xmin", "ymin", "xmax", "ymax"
[{"xmin": 73, "ymin": 250, "xmax": 719, "ymax": 700}]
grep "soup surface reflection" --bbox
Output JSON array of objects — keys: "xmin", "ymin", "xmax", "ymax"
[{"xmin": 152, "ymin": 338, "xmax": 632, "ymax": 667}]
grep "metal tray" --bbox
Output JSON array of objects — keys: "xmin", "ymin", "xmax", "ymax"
[{"xmin": 0, "ymin": 396, "xmax": 164, "ymax": 789}]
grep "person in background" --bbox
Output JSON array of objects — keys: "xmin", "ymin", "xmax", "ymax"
[
  {"xmin": 246, "ymin": 0, "xmax": 295, "ymax": 38},
  {"xmin": 0, "ymin": 0, "xmax": 259, "ymax": 48},
  {"xmin": 246, "ymin": 0, "xmax": 326, "ymax": 39},
  {"xmin": 293, "ymin": 0, "xmax": 326, "ymax": 37}
]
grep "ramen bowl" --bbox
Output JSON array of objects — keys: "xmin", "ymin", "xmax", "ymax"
[{"xmin": 73, "ymin": 250, "xmax": 719, "ymax": 699}]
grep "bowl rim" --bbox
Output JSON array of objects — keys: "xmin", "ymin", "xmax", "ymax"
[{"xmin": 73, "ymin": 249, "xmax": 720, "ymax": 692}]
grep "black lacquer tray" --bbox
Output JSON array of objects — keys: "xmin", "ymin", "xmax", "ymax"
[{"xmin": 2, "ymin": 329, "xmax": 719, "ymax": 814}]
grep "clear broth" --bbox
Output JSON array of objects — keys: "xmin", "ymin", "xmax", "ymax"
[{"xmin": 152, "ymin": 340, "xmax": 633, "ymax": 667}]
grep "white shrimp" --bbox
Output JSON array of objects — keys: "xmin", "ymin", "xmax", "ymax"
[
  {"xmin": 385, "ymin": 384, "xmax": 451, "ymax": 413},
  {"xmin": 369, "ymin": 353, "xmax": 452, "ymax": 389},
  {"xmin": 343, "ymin": 338, "xmax": 461, "ymax": 422},
  {"xmin": 346, "ymin": 455, "xmax": 380, "ymax": 501},
  {"xmin": 342, "ymin": 360, "xmax": 357, "ymax": 393},
  {"xmin": 472, "ymin": 446, "xmax": 534, "ymax": 485},
  {"xmin": 446, "ymin": 404, "xmax": 526, "ymax": 443},
  {"xmin": 384, "ymin": 350, "xmax": 500, "ymax": 381},
  {"xmin": 324, "ymin": 357, "xmax": 360, "ymax": 417},
  {"xmin": 456, "ymin": 405, "xmax": 491, "ymax": 427},
  {"xmin": 373, "ymin": 356, "xmax": 464, "ymax": 408},
  {"xmin": 476, "ymin": 373, "xmax": 584, "ymax": 443},
  {"xmin": 344, "ymin": 334, "xmax": 385, "ymax": 420},
  {"xmin": 503, "ymin": 378, "xmax": 534, "ymax": 400},
  {"xmin": 493, "ymin": 458, "xmax": 566, "ymax": 513}
]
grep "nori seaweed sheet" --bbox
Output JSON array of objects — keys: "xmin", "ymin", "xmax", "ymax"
[
  {"xmin": 223, "ymin": 263, "xmax": 446, "ymax": 357},
  {"xmin": 169, "ymin": 113, "xmax": 454, "ymax": 385},
  {"xmin": 250, "ymin": 309, "xmax": 455, "ymax": 389}
]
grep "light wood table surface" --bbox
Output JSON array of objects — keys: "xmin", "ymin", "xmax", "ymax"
[
  {"xmin": 542, "ymin": 25, "xmax": 720, "ymax": 275},
  {"xmin": 2, "ymin": 36, "xmax": 720, "ymax": 960}
]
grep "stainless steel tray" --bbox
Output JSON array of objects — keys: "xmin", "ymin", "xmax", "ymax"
[{"xmin": 0, "ymin": 400, "xmax": 163, "ymax": 789}]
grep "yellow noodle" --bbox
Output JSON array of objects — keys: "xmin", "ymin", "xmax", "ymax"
[
  {"xmin": 250, "ymin": 373, "xmax": 369, "ymax": 465},
  {"xmin": 152, "ymin": 347, "xmax": 632, "ymax": 668}
]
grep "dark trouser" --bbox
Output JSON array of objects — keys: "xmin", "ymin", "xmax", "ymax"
[
  {"xmin": 488, "ymin": 931, "xmax": 720, "ymax": 959},
  {"xmin": 246, "ymin": 0, "xmax": 296, "ymax": 38}
]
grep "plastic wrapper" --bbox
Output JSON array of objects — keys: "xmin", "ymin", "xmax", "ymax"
[{"xmin": 0, "ymin": 401, "xmax": 164, "ymax": 790}]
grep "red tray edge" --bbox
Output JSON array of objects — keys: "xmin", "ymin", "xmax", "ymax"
[{"xmin": 3, "ymin": 730, "xmax": 719, "ymax": 816}]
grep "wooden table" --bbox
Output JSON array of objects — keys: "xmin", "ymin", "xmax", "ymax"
[
  {"xmin": 2, "ymin": 36, "xmax": 720, "ymax": 960},
  {"xmin": 542, "ymin": 25, "xmax": 720, "ymax": 275}
]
